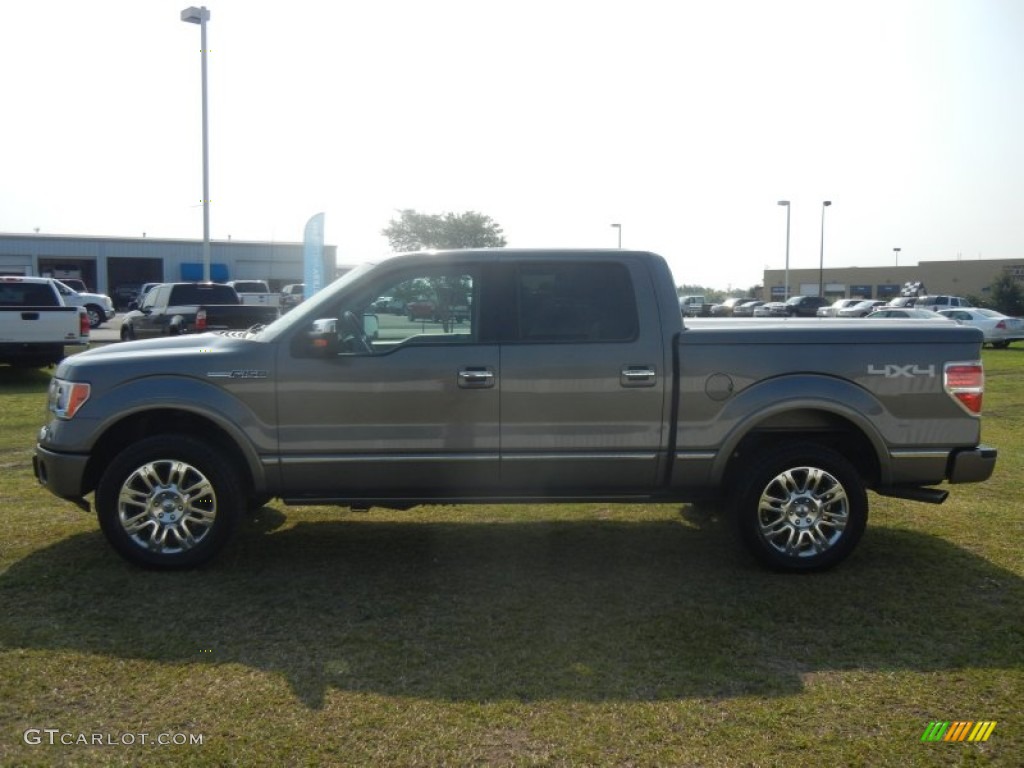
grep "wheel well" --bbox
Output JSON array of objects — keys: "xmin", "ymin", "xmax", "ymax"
[
  {"xmin": 724, "ymin": 409, "xmax": 881, "ymax": 490},
  {"xmin": 82, "ymin": 409, "xmax": 255, "ymax": 496}
]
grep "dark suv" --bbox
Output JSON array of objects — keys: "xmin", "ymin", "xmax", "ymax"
[{"xmin": 784, "ymin": 295, "xmax": 831, "ymax": 317}]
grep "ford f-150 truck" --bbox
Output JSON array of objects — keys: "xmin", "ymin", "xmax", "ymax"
[
  {"xmin": 33, "ymin": 249, "xmax": 997, "ymax": 571},
  {"xmin": 1, "ymin": 276, "xmax": 90, "ymax": 367},
  {"xmin": 119, "ymin": 282, "xmax": 280, "ymax": 340}
]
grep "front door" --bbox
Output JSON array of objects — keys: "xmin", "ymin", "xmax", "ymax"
[{"xmin": 275, "ymin": 264, "xmax": 499, "ymax": 500}]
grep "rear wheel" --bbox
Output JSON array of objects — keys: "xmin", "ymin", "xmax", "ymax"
[
  {"xmin": 731, "ymin": 442, "xmax": 867, "ymax": 572},
  {"xmin": 96, "ymin": 435, "xmax": 243, "ymax": 569}
]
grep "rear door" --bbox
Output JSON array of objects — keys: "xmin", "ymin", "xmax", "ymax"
[{"xmin": 497, "ymin": 257, "xmax": 669, "ymax": 495}]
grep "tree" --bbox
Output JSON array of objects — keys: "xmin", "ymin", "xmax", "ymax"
[
  {"xmin": 382, "ymin": 209, "xmax": 507, "ymax": 251},
  {"xmin": 987, "ymin": 273, "xmax": 1024, "ymax": 316}
]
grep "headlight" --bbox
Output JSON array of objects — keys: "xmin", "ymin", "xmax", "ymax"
[{"xmin": 48, "ymin": 379, "xmax": 91, "ymax": 419}]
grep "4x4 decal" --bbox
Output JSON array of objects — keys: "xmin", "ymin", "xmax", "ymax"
[{"xmin": 868, "ymin": 364, "xmax": 936, "ymax": 378}]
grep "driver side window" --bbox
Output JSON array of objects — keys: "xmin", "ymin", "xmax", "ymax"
[{"xmin": 327, "ymin": 270, "xmax": 476, "ymax": 355}]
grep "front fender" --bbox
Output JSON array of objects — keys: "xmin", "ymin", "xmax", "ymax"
[{"xmin": 41, "ymin": 375, "xmax": 276, "ymax": 494}]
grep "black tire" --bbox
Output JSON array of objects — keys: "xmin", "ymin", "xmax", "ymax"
[
  {"xmin": 85, "ymin": 304, "xmax": 105, "ymax": 329},
  {"xmin": 731, "ymin": 442, "xmax": 867, "ymax": 572},
  {"xmin": 95, "ymin": 435, "xmax": 243, "ymax": 569},
  {"xmin": 120, "ymin": 323, "xmax": 136, "ymax": 341}
]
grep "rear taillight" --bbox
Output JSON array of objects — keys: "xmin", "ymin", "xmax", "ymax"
[
  {"xmin": 195, "ymin": 309, "xmax": 207, "ymax": 332},
  {"xmin": 944, "ymin": 361, "xmax": 984, "ymax": 414},
  {"xmin": 79, "ymin": 310, "xmax": 90, "ymax": 337},
  {"xmin": 996, "ymin": 320, "xmax": 1006, "ymax": 330}
]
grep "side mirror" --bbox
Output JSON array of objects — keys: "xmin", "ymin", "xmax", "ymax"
[{"xmin": 292, "ymin": 317, "xmax": 339, "ymax": 358}]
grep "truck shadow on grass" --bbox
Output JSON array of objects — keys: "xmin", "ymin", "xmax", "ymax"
[{"xmin": 1, "ymin": 507, "xmax": 1021, "ymax": 709}]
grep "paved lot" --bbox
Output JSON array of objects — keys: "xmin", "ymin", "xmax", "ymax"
[{"xmin": 91, "ymin": 314, "xmax": 123, "ymax": 344}]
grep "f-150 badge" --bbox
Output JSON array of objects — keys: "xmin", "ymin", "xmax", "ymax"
[{"xmin": 206, "ymin": 370, "xmax": 269, "ymax": 379}]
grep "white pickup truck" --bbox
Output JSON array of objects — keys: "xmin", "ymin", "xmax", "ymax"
[
  {"xmin": 0, "ymin": 276, "xmax": 90, "ymax": 367},
  {"xmin": 226, "ymin": 280, "xmax": 281, "ymax": 307}
]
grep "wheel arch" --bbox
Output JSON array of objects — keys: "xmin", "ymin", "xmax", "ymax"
[
  {"xmin": 719, "ymin": 407, "xmax": 883, "ymax": 493},
  {"xmin": 81, "ymin": 408, "xmax": 265, "ymax": 500},
  {"xmin": 707, "ymin": 376, "xmax": 891, "ymax": 491}
]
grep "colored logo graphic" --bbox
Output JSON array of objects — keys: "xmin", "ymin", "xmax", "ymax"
[{"xmin": 921, "ymin": 721, "xmax": 997, "ymax": 742}]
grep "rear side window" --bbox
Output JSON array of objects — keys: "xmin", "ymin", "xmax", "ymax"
[{"xmin": 514, "ymin": 262, "xmax": 638, "ymax": 342}]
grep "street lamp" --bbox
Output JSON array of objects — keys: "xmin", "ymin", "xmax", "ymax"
[
  {"xmin": 894, "ymin": 247, "xmax": 901, "ymax": 266},
  {"xmin": 610, "ymin": 223, "xmax": 622, "ymax": 248},
  {"xmin": 818, "ymin": 200, "xmax": 832, "ymax": 297},
  {"xmin": 777, "ymin": 201, "xmax": 790, "ymax": 300},
  {"xmin": 181, "ymin": 6, "xmax": 211, "ymax": 282}
]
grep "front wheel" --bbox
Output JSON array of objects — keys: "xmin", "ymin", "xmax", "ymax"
[
  {"xmin": 85, "ymin": 304, "xmax": 105, "ymax": 328},
  {"xmin": 731, "ymin": 443, "xmax": 867, "ymax": 572},
  {"xmin": 95, "ymin": 435, "xmax": 243, "ymax": 569}
]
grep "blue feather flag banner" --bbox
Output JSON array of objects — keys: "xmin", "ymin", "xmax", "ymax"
[{"xmin": 303, "ymin": 212, "xmax": 326, "ymax": 298}]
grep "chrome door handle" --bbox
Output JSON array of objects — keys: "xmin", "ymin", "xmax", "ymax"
[
  {"xmin": 620, "ymin": 366, "xmax": 657, "ymax": 387},
  {"xmin": 458, "ymin": 367, "xmax": 495, "ymax": 389}
]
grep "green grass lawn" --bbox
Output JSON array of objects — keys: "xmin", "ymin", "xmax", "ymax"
[{"xmin": 1, "ymin": 351, "xmax": 1021, "ymax": 766}]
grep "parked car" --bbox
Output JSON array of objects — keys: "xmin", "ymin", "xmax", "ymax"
[
  {"xmin": 58, "ymin": 278, "xmax": 89, "ymax": 293},
  {"xmin": 916, "ymin": 295, "xmax": 973, "ymax": 312},
  {"xmin": 0, "ymin": 276, "xmax": 89, "ymax": 367},
  {"xmin": 120, "ymin": 282, "xmax": 280, "ymax": 340},
  {"xmin": 280, "ymin": 283, "xmax": 306, "ymax": 310},
  {"xmin": 886, "ymin": 296, "xmax": 919, "ymax": 309},
  {"xmin": 679, "ymin": 295, "xmax": 712, "ymax": 316},
  {"xmin": 52, "ymin": 280, "xmax": 116, "ymax": 328},
  {"xmin": 33, "ymin": 248, "xmax": 998, "ymax": 572},
  {"xmin": 227, "ymin": 280, "xmax": 281, "ymax": 307},
  {"xmin": 732, "ymin": 300, "xmax": 765, "ymax": 317},
  {"xmin": 753, "ymin": 302, "xmax": 787, "ymax": 317},
  {"xmin": 867, "ymin": 308, "xmax": 948, "ymax": 319},
  {"xmin": 784, "ymin": 295, "xmax": 831, "ymax": 317},
  {"xmin": 128, "ymin": 282, "xmax": 163, "ymax": 310},
  {"xmin": 710, "ymin": 297, "xmax": 748, "ymax": 316},
  {"xmin": 938, "ymin": 308, "xmax": 1024, "ymax": 348},
  {"xmin": 837, "ymin": 300, "xmax": 888, "ymax": 318},
  {"xmin": 112, "ymin": 283, "xmax": 142, "ymax": 311},
  {"xmin": 818, "ymin": 298, "xmax": 865, "ymax": 318}
]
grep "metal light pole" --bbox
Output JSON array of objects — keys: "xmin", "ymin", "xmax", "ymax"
[
  {"xmin": 610, "ymin": 223, "xmax": 622, "ymax": 248},
  {"xmin": 777, "ymin": 201, "xmax": 790, "ymax": 300},
  {"xmin": 181, "ymin": 6, "xmax": 211, "ymax": 282},
  {"xmin": 894, "ymin": 247, "xmax": 901, "ymax": 266},
  {"xmin": 818, "ymin": 200, "xmax": 832, "ymax": 298}
]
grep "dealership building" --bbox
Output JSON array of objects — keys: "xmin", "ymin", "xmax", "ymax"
[
  {"xmin": 0, "ymin": 232, "xmax": 338, "ymax": 303},
  {"xmin": 762, "ymin": 256, "xmax": 1024, "ymax": 302}
]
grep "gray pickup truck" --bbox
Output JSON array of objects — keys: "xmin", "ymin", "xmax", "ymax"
[{"xmin": 33, "ymin": 249, "xmax": 997, "ymax": 571}]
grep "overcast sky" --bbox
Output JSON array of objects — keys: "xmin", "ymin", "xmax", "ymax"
[{"xmin": 3, "ymin": 0, "xmax": 1023, "ymax": 290}]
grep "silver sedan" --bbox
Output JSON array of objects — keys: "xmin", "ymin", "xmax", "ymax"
[{"xmin": 938, "ymin": 308, "xmax": 1024, "ymax": 348}]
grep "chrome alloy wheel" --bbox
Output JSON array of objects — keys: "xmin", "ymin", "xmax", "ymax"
[
  {"xmin": 756, "ymin": 466, "xmax": 849, "ymax": 558},
  {"xmin": 117, "ymin": 459, "xmax": 217, "ymax": 554}
]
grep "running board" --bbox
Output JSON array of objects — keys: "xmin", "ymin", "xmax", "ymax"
[{"xmin": 875, "ymin": 486, "xmax": 949, "ymax": 504}]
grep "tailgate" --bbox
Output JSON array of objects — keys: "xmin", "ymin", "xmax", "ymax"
[{"xmin": 0, "ymin": 306, "xmax": 86, "ymax": 343}]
